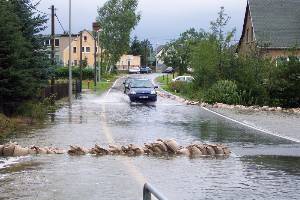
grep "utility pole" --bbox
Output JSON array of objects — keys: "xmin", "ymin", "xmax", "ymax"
[
  {"xmin": 68, "ymin": 0, "xmax": 72, "ymax": 102},
  {"xmin": 94, "ymin": 34, "xmax": 97, "ymax": 88},
  {"xmin": 79, "ymin": 31, "xmax": 83, "ymax": 92},
  {"xmin": 51, "ymin": 5, "xmax": 55, "ymax": 66},
  {"xmin": 50, "ymin": 5, "xmax": 56, "ymax": 95},
  {"xmin": 97, "ymin": 31, "xmax": 101, "ymax": 83}
]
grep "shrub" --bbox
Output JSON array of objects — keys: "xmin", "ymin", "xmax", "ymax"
[
  {"xmin": 54, "ymin": 67, "xmax": 94, "ymax": 80},
  {"xmin": 205, "ymin": 80, "xmax": 240, "ymax": 105},
  {"xmin": 169, "ymin": 81, "xmax": 186, "ymax": 93},
  {"xmin": 16, "ymin": 101, "xmax": 48, "ymax": 121}
]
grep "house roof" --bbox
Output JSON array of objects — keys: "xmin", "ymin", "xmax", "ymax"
[{"xmin": 246, "ymin": 0, "xmax": 300, "ymax": 49}]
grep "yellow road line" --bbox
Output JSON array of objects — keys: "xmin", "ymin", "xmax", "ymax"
[{"xmin": 100, "ymin": 77, "xmax": 147, "ymax": 186}]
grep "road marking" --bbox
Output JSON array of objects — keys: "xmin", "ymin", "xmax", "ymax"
[
  {"xmin": 153, "ymin": 75, "xmax": 300, "ymax": 144},
  {"xmin": 100, "ymin": 76, "xmax": 147, "ymax": 186},
  {"xmin": 202, "ymin": 106, "xmax": 300, "ymax": 143}
]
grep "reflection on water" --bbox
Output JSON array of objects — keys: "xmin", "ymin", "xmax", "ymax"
[
  {"xmin": 242, "ymin": 155, "xmax": 300, "ymax": 176},
  {"xmin": 0, "ymin": 88, "xmax": 300, "ymax": 200}
]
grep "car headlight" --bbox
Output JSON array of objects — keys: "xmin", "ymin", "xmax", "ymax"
[
  {"xmin": 130, "ymin": 91, "xmax": 136, "ymax": 95},
  {"xmin": 151, "ymin": 90, "xmax": 156, "ymax": 95}
]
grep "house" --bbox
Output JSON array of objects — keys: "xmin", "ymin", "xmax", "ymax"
[
  {"xmin": 46, "ymin": 30, "xmax": 141, "ymax": 72},
  {"xmin": 238, "ymin": 0, "xmax": 300, "ymax": 59},
  {"xmin": 155, "ymin": 45, "xmax": 166, "ymax": 72},
  {"xmin": 116, "ymin": 55, "xmax": 141, "ymax": 72},
  {"xmin": 45, "ymin": 30, "xmax": 100, "ymax": 67}
]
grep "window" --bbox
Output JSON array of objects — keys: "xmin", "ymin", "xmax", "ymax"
[
  {"xmin": 55, "ymin": 39, "xmax": 60, "ymax": 47},
  {"xmin": 73, "ymin": 47, "xmax": 77, "ymax": 53},
  {"xmin": 251, "ymin": 27, "xmax": 254, "ymax": 41},
  {"xmin": 246, "ymin": 28, "xmax": 249, "ymax": 43},
  {"xmin": 74, "ymin": 60, "xmax": 78, "ymax": 66},
  {"xmin": 45, "ymin": 39, "xmax": 50, "ymax": 46},
  {"xmin": 81, "ymin": 47, "xmax": 85, "ymax": 52},
  {"xmin": 84, "ymin": 36, "xmax": 87, "ymax": 41},
  {"xmin": 86, "ymin": 47, "xmax": 91, "ymax": 53}
]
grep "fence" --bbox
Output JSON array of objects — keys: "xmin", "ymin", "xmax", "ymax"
[
  {"xmin": 40, "ymin": 80, "xmax": 81, "ymax": 100},
  {"xmin": 143, "ymin": 183, "xmax": 168, "ymax": 200}
]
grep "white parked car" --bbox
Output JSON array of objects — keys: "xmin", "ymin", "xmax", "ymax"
[
  {"xmin": 129, "ymin": 67, "xmax": 140, "ymax": 74},
  {"xmin": 172, "ymin": 76, "xmax": 195, "ymax": 83}
]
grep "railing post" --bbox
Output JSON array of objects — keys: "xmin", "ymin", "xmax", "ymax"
[
  {"xmin": 143, "ymin": 184, "xmax": 152, "ymax": 200},
  {"xmin": 143, "ymin": 183, "xmax": 168, "ymax": 200}
]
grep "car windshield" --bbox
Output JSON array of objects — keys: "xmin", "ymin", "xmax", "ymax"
[{"xmin": 130, "ymin": 79, "xmax": 153, "ymax": 88}]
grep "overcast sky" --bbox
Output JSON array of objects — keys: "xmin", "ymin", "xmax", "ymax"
[{"xmin": 36, "ymin": 0, "xmax": 247, "ymax": 46}]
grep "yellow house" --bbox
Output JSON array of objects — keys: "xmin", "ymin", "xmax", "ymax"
[
  {"xmin": 45, "ymin": 30, "xmax": 100, "ymax": 67},
  {"xmin": 61, "ymin": 30, "xmax": 100, "ymax": 67},
  {"xmin": 46, "ymin": 30, "xmax": 141, "ymax": 71},
  {"xmin": 116, "ymin": 55, "xmax": 141, "ymax": 71}
]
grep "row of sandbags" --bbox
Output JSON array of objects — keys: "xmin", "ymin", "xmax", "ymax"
[
  {"xmin": 0, "ymin": 142, "xmax": 65, "ymax": 157},
  {"xmin": 0, "ymin": 140, "xmax": 231, "ymax": 158},
  {"xmin": 68, "ymin": 139, "xmax": 231, "ymax": 158}
]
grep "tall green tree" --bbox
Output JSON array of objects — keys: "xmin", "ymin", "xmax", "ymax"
[
  {"xmin": 160, "ymin": 28, "xmax": 205, "ymax": 75},
  {"xmin": 129, "ymin": 37, "xmax": 153, "ymax": 66},
  {"xmin": 97, "ymin": 0, "xmax": 140, "ymax": 73},
  {"xmin": 0, "ymin": 0, "xmax": 49, "ymax": 115},
  {"xmin": 210, "ymin": 6, "xmax": 236, "ymax": 78}
]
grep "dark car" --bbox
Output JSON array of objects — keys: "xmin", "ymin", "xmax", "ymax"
[
  {"xmin": 127, "ymin": 79, "xmax": 158, "ymax": 102},
  {"xmin": 140, "ymin": 66, "xmax": 152, "ymax": 74},
  {"xmin": 163, "ymin": 67, "xmax": 174, "ymax": 74}
]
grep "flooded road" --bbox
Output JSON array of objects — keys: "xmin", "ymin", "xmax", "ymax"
[{"xmin": 1, "ymin": 74, "xmax": 300, "ymax": 200}]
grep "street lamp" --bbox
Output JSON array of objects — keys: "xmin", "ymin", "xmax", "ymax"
[
  {"xmin": 93, "ymin": 22, "xmax": 102, "ymax": 83},
  {"xmin": 68, "ymin": 0, "xmax": 72, "ymax": 102}
]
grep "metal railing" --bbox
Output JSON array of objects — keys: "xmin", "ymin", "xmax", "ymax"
[{"xmin": 143, "ymin": 183, "xmax": 168, "ymax": 200}]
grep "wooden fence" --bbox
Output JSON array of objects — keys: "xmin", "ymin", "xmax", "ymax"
[{"xmin": 40, "ymin": 80, "xmax": 81, "ymax": 100}]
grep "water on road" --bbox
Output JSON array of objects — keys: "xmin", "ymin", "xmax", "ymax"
[{"xmin": 1, "ymin": 74, "xmax": 300, "ymax": 200}]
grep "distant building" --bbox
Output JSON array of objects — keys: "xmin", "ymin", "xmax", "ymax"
[
  {"xmin": 155, "ymin": 45, "xmax": 166, "ymax": 72},
  {"xmin": 116, "ymin": 55, "xmax": 141, "ymax": 72},
  {"xmin": 45, "ymin": 30, "xmax": 100, "ymax": 67},
  {"xmin": 45, "ymin": 30, "xmax": 141, "ymax": 71},
  {"xmin": 238, "ymin": 0, "xmax": 300, "ymax": 59}
]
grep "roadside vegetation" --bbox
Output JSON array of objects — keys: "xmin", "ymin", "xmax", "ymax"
[{"xmin": 160, "ymin": 7, "xmax": 300, "ymax": 108}]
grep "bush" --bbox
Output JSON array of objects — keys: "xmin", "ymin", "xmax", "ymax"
[
  {"xmin": 169, "ymin": 81, "xmax": 186, "ymax": 93},
  {"xmin": 54, "ymin": 67, "xmax": 94, "ymax": 80},
  {"xmin": 205, "ymin": 80, "xmax": 240, "ymax": 104},
  {"xmin": 269, "ymin": 56, "xmax": 300, "ymax": 108},
  {"xmin": 16, "ymin": 101, "xmax": 48, "ymax": 121}
]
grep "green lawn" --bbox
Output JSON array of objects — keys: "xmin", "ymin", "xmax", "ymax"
[{"xmin": 82, "ymin": 80, "xmax": 112, "ymax": 91}]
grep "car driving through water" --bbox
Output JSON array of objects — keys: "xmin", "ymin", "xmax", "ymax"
[{"xmin": 126, "ymin": 79, "xmax": 158, "ymax": 102}]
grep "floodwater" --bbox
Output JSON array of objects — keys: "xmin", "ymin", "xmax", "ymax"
[{"xmin": 1, "ymin": 74, "xmax": 300, "ymax": 200}]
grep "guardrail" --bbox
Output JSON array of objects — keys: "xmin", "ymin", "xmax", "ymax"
[{"xmin": 143, "ymin": 183, "xmax": 168, "ymax": 200}]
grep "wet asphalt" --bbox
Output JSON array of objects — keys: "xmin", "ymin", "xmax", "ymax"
[{"xmin": 0, "ymin": 73, "xmax": 300, "ymax": 200}]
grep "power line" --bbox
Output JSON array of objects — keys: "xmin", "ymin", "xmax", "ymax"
[{"xmin": 55, "ymin": 14, "xmax": 66, "ymax": 33}]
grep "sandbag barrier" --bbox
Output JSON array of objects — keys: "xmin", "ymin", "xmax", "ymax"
[{"xmin": 0, "ymin": 139, "xmax": 231, "ymax": 158}]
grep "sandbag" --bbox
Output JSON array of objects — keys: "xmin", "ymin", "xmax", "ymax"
[
  {"xmin": 164, "ymin": 139, "xmax": 179, "ymax": 153},
  {"xmin": 177, "ymin": 148, "xmax": 190, "ymax": 156},
  {"xmin": 188, "ymin": 146, "xmax": 203, "ymax": 157},
  {"xmin": 155, "ymin": 141, "xmax": 168, "ymax": 152},
  {"xmin": 206, "ymin": 146, "xmax": 216, "ymax": 156},
  {"xmin": 37, "ymin": 147, "xmax": 48, "ymax": 154},
  {"xmin": 213, "ymin": 146, "xmax": 224, "ymax": 155},
  {"xmin": 13, "ymin": 145, "xmax": 29, "ymax": 157},
  {"xmin": 29, "ymin": 146, "xmax": 38, "ymax": 155},
  {"xmin": 222, "ymin": 147, "xmax": 231, "ymax": 155},
  {"xmin": 196, "ymin": 145, "xmax": 208, "ymax": 155},
  {"xmin": 3, "ymin": 143, "xmax": 16, "ymax": 157},
  {"xmin": 108, "ymin": 145, "xmax": 122, "ymax": 154}
]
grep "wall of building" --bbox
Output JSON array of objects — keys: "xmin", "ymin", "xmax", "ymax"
[
  {"xmin": 62, "ymin": 30, "xmax": 100, "ymax": 67},
  {"xmin": 238, "ymin": 7, "xmax": 256, "ymax": 56},
  {"xmin": 116, "ymin": 55, "xmax": 141, "ymax": 71}
]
